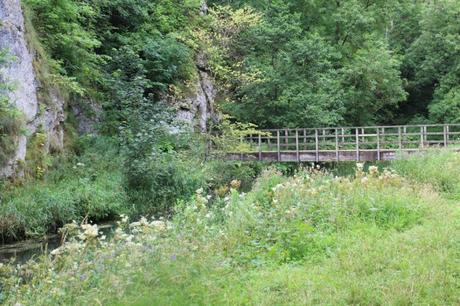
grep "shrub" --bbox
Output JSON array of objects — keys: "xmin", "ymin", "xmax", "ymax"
[{"xmin": 121, "ymin": 105, "xmax": 208, "ymax": 217}]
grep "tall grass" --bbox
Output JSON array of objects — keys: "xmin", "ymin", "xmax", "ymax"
[
  {"xmin": 3, "ymin": 161, "xmax": 456, "ymax": 305},
  {"xmin": 0, "ymin": 136, "xmax": 127, "ymax": 242},
  {"xmin": 393, "ymin": 149, "xmax": 460, "ymax": 199}
]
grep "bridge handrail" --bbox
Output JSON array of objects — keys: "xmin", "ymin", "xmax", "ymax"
[{"xmin": 211, "ymin": 123, "xmax": 460, "ymax": 162}]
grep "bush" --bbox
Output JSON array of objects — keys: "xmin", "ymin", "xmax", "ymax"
[
  {"xmin": 205, "ymin": 160, "xmax": 263, "ymax": 193},
  {"xmin": 121, "ymin": 106, "xmax": 208, "ymax": 217}
]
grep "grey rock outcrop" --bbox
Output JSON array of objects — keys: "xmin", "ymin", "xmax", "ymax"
[
  {"xmin": 174, "ymin": 1, "xmax": 218, "ymax": 132},
  {"xmin": 0, "ymin": 0, "xmax": 64, "ymax": 177},
  {"xmin": 176, "ymin": 68, "xmax": 217, "ymax": 132},
  {"xmin": 71, "ymin": 99, "xmax": 102, "ymax": 135}
]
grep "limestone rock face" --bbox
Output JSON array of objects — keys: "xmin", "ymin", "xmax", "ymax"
[
  {"xmin": 0, "ymin": 0, "xmax": 64, "ymax": 177},
  {"xmin": 71, "ymin": 99, "xmax": 102, "ymax": 135},
  {"xmin": 176, "ymin": 69, "xmax": 217, "ymax": 132}
]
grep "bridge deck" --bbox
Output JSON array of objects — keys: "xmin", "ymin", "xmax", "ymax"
[{"xmin": 216, "ymin": 124, "xmax": 460, "ymax": 162}]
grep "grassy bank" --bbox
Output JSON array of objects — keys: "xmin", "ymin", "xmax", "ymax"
[
  {"xmin": 1, "ymin": 151, "xmax": 458, "ymax": 305},
  {"xmin": 0, "ymin": 137, "xmax": 127, "ymax": 242},
  {"xmin": 0, "ymin": 136, "xmax": 264, "ymax": 243}
]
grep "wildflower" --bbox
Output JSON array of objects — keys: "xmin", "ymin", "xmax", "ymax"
[
  {"xmin": 50, "ymin": 247, "xmax": 63, "ymax": 256},
  {"xmin": 369, "ymin": 165, "xmax": 379, "ymax": 175},
  {"xmin": 216, "ymin": 185, "xmax": 229, "ymax": 197},
  {"xmin": 196, "ymin": 188, "xmax": 203, "ymax": 194},
  {"xmin": 130, "ymin": 221, "xmax": 141, "ymax": 228},
  {"xmin": 80, "ymin": 224, "xmax": 99, "ymax": 240},
  {"xmin": 356, "ymin": 163, "xmax": 364, "ymax": 172},
  {"xmin": 361, "ymin": 177, "xmax": 369, "ymax": 185},
  {"xmin": 120, "ymin": 214, "xmax": 129, "ymax": 224},
  {"xmin": 151, "ymin": 220, "xmax": 167, "ymax": 231},
  {"xmin": 230, "ymin": 179, "xmax": 241, "ymax": 189},
  {"xmin": 139, "ymin": 216, "xmax": 149, "ymax": 226}
]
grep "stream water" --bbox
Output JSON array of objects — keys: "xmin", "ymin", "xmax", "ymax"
[{"xmin": 0, "ymin": 223, "xmax": 116, "ymax": 265}]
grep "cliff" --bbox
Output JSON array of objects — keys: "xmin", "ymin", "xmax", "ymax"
[{"xmin": 0, "ymin": 0, "xmax": 64, "ymax": 177}]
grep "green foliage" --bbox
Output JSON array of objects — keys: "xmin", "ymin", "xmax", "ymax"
[
  {"xmin": 3, "ymin": 158, "xmax": 458, "ymax": 305},
  {"xmin": 342, "ymin": 40, "xmax": 407, "ymax": 125},
  {"xmin": 121, "ymin": 105, "xmax": 207, "ymax": 217},
  {"xmin": 0, "ymin": 136, "xmax": 127, "ymax": 242},
  {"xmin": 205, "ymin": 0, "xmax": 459, "ymax": 127},
  {"xmin": 205, "ymin": 0, "xmax": 411, "ymax": 127},
  {"xmin": 23, "ymin": 0, "xmax": 102, "ymax": 94},
  {"xmin": 395, "ymin": 0, "xmax": 460, "ymax": 122},
  {"xmin": 393, "ymin": 149, "xmax": 460, "ymax": 199}
]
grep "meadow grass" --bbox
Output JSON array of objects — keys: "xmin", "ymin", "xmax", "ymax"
[
  {"xmin": 2, "ymin": 152, "xmax": 458, "ymax": 305},
  {"xmin": 393, "ymin": 149, "xmax": 460, "ymax": 199}
]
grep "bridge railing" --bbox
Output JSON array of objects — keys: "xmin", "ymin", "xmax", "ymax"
[{"xmin": 213, "ymin": 124, "xmax": 460, "ymax": 162}]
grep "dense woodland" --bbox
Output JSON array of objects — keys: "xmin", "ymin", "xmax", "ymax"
[
  {"xmin": 18, "ymin": 0, "xmax": 460, "ymax": 130},
  {"xmin": 0, "ymin": 1, "xmax": 460, "ymax": 304}
]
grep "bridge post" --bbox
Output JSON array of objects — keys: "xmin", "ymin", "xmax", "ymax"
[
  {"xmin": 377, "ymin": 127, "xmax": 381, "ymax": 161},
  {"xmin": 276, "ymin": 130, "xmax": 281, "ymax": 161},
  {"xmin": 420, "ymin": 126, "xmax": 424, "ymax": 148},
  {"xmin": 295, "ymin": 129, "xmax": 299, "ymax": 162},
  {"xmin": 285, "ymin": 129, "xmax": 288, "ymax": 146},
  {"xmin": 398, "ymin": 126, "xmax": 402, "ymax": 150},
  {"xmin": 335, "ymin": 128, "xmax": 339, "ymax": 161},
  {"xmin": 445, "ymin": 125, "xmax": 450, "ymax": 147},
  {"xmin": 315, "ymin": 129, "xmax": 319, "ymax": 162},
  {"xmin": 443, "ymin": 125, "xmax": 448, "ymax": 147},
  {"xmin": 258, "ymin": 134, "xmax": 262, "ymax": 160},
  {"xmin": 355, "ymin": 128, "xmax": 360, "ymax": 161}
]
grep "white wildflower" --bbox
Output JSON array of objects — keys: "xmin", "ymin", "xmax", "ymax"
[
  {"xmin": 80, "ymin": 224, "xmax": 98, "ymax": 240},
  {"xmin": 368, "ymin": 165, "xmax": 379, "ymax": 175},
  {"xmin": 151, "ymin": 220, "xmax": 167, "ymax": 231}
]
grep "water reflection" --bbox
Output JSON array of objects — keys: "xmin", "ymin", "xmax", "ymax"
[{"xmin": 0, "ymin": 223, "xmax": 116, "ymax": 265}]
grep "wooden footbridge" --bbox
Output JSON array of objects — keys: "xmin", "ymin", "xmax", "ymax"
[{"xmin": 218, "ymin": 124, "xmax": 460, "ymax": 162}]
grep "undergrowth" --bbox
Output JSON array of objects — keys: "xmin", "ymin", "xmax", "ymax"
[
  {"xmin": 0, "ymin": 136, "xmax": 127, "ymax": 242},
  {"xmin": 393, "ymin": 149, "xmax": 460, "ymax": 199},
  {"xmin": 2, "ymin": 155, "xmax": 456, "ymax": 305}
]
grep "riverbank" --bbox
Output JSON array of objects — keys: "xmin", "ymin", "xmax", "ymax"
[{"xmin": 0, "ymin": 137, "xmax": 127, "ymax": 243}]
